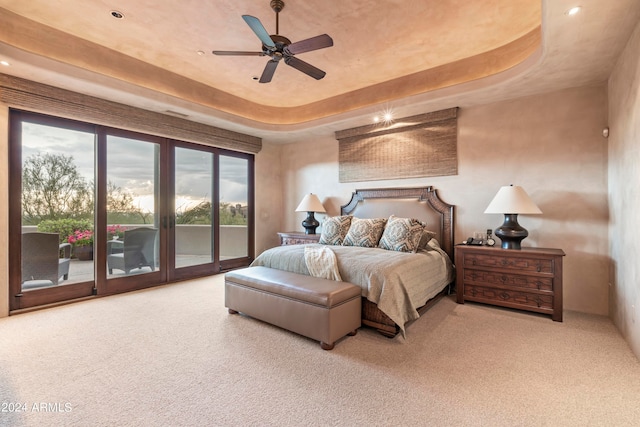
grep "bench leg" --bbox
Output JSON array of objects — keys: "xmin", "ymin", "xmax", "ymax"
[
  {"xmin": 228, "ymin": 308, "xmax": 239, "ymax": 314},
  {"xmin": 348, "ymin": 329, "xmax": 358, "ymax": 336},
  {"xmin": 320, "ymin": 341, "xmax": 334, "ymax": 351}
]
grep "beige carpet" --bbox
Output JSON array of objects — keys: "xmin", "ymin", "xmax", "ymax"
[{"xmin": 1, "ymin": 274, "xmax": 639, "ymax": 427}]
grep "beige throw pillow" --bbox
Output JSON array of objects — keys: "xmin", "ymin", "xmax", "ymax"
[
  {"xmin": 342, "ymin": 217, "xmax": 387, "ymax": 248},
  {"xmin": 378, "ymin": 215, "xmax": 425, "ymax": 252},
  {"xmin": 319, "ymin": 215, "xmax": 353, "ymax": 245}
]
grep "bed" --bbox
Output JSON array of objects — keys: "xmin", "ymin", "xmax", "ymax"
[{"xmin": 252, "ymin": 187, "xmax": 455, "ymax": 337}]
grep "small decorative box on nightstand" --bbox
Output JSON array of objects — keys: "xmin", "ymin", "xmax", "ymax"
[
  {"xmin": 455, "ymin": 245, "xmax": 565, "ymax": 321},
  {"xmin": 277, "ymin": 231, "xmax": 321, "ymax": 246}
]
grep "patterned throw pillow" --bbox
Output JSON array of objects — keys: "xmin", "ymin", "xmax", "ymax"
[
  {"xmin": 342, "ymin": 217, "xmax": 387, "ymax": 248},
  {"xmin": 378, "ymin": 215, "xmax": 425, "ymax": 252},
  {"xmin": 319, "ymin": 216, "xmax": 353, "ymax": 245}
]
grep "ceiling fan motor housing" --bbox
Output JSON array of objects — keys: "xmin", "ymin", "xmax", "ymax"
[{"xmin": 266, "ymin": 34, "xmax": 292, "ymax": 57}]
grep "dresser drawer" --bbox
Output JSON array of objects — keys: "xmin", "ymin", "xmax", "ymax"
[
  {"xmin": 464, "ymin": 284, "xmax": 554, "ymax": 310},
  {"xmin": 462, "ymin": 269, "xmax": 553, "ymax": 292},
  {"xmin": 463, "ymin": 253, "xmax": 555, "ymax": 274}
]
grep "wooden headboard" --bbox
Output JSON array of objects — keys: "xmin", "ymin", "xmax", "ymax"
[{"xmin": 340, "ymin": 187, "xmax": 455, "ymax": 259}]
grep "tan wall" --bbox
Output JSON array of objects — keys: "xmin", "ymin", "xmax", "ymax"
[
  {"xmin": 266, "ymin": 85, "xmax": 610, "ymax": 316},
  {"xmin": 0, "ymin": 104, "xmax": 8, "ymax": 317},
  {"xmin": 608, "ymin": 18, "xmax": 640, "ymax": 358},
  {"xmin": 254, "ymin": 141, "xmax": 284, "ymax": 256}
]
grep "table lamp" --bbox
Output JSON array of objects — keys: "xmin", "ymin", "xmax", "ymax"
[
  {"xmin": 484, "ymin": 185, "xmax": 542, "ymax": 249},
  {"xmin": 295, "ymin": 193, "xmax": 326, "ymax": 234}
]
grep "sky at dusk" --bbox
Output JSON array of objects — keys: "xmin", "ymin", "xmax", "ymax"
[{"xmin": 21, "ymin": 122, "xmax": 249, "ymax": 213}]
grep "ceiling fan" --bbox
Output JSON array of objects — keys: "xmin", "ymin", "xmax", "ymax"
[{"xmin": 212, "ymin": 0, "xmax": 333, "ymax": 83}]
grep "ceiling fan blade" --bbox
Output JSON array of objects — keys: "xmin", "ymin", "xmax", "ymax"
[
  {"xmin": 284, "ymin": 56, "xmax": 326, "ymax": 80},
  {"xmin": 212, "ymin": 51, "xmax": 265, "ymax": 56},
  {"xmin": 242, "ymin": 15, "xmax": 276, "ymax": 48},
  {"xmin": 285, "ymin": 34, "xmax": 334, "ymax": 55},
  {"xmin": 259, "ymin": 60, "xmax": 279, "ymax": 83}
]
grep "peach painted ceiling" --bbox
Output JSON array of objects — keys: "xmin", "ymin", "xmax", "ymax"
[{"xmin": 0, "ymin": 0, "xmax": 639, "ymax": 142}]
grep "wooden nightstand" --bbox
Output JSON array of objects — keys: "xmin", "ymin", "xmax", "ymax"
[
  {"xmin": 455, "ymin": 245, "xmax": 565, "ymax": 321},
  {"xmin": 277, "ymin": 231, "xmax": 321, "ymax": 246}
]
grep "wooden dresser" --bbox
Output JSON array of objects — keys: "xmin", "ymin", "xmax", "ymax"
[
  {"xmin": 455, "ymin": 245, "xmax": 565, "ymax": 321},
  {"xmin": 277, "ymin": 231, "xmax": 321, "ymax": 246}
]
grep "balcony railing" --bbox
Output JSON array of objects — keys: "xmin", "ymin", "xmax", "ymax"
[{"xmin": 21, "ymin": 224, "xmax": 248, "ymax": 258}]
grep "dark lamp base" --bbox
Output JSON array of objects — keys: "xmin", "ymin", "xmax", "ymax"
[
  {"xmin": 301, "ymin": 211, "xmax": 319, "ymax": 235},
  {"xmin": 495, "ymin": 213, "xmax": 529, "ymax": 250}
]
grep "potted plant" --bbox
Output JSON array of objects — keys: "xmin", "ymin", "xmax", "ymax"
[
  {"xmin": 68, "ymin": 229, "xmax": 94, "ymax": 260},
  {"xmin": 107, "ymin": 224, "xmax": 126, "ymax": 240}
]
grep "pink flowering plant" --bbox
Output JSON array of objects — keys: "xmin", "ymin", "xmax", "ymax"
[
  {"xmin": 68, "ymin": 229, "xmax": 93, "ymax": 247},
  {"xmin": 107, "ymin": 225, "xmax": 126, "ymax": 240}
]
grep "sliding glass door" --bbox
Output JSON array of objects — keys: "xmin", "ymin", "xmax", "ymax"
[
  {"xmin": 9, "ymin": 110, "xmax": 254, "ymax": 311},
  {"xmin": 100, "ymin": 130, "xmax": 165, "ymax": 294},
  {"xmin": 171, "ymin": 145, "xmax": 215, "ymax": 279},
  {"xmin": 219, "ymin": 154, "xmax": 253, "ymax": 270},
  {"xmin": 169, "ymin": 145, "xmax": 254, "ymax": 280},
  {"xmin": 9, "ymin": 113, "xmax": 97, "ymax": 308}
]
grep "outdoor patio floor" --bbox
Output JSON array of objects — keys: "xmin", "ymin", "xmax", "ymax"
[{"xmin": 23, "ymin": 255, "xmax": 213, "ymax": 291}]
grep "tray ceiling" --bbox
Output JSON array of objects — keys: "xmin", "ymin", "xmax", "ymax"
[{"xmin": 1, "ymin": 0, "xmax": 639, "ymax": 140}]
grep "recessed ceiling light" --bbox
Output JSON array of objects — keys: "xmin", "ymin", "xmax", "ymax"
[
  {"xmin": 252, "ymin": 76, "xmax": 259, "ymax": 81},
  {"xmin": 373, "ymin": 107, "xmax": 394, "ymax": 125},
  {"xmin": 110, "ymin": 10, "xmax": 124, "ymax": 19},
  {"xmin": 196, "ymin": 50, "xmax": 205, "ymax": 56},
  {"xmin": 0, "ymin": 60, "xmax": 10, "ymax": 67},
  {"xmin": 566, "ymin": 6, "xmax": 581, "ymax": 16}
]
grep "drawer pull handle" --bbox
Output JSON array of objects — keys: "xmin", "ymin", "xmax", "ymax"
[
  {"xmin": 500, "ymin": 292, "xmax": 510, "ymax": 300},
  {"xmin": 472, "ymin": 260, "xmax": 477, "ymax": 265},
  {"xmin": 536, "ymin": 265, "xmax": 542, "ymax": 272},
  {"xmin": 535, "ymin": 281, "xmax": 543, "ymax": 290},
  {"xmin": 500, "ymin": 276, "xmax": 508, "ymax": 283}
]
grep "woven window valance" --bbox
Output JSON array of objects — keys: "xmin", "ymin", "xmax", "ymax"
[
  {"xmin": 0, "ymin": 74, "xmax": 262, "ymax": 154},
  {"xmin": 335, "ymin": 107, "xmax": 458, "ymax": 182}
]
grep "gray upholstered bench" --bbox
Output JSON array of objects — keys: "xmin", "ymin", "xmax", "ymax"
[{"xmin": 225, "ymin": 266, "xmax": 361, "ymax": 350}]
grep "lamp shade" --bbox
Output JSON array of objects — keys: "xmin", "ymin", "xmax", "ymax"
[
  {"xmin": 295, "ymin": 193, "xmax": 326, "ymax": 213},
  {"xmin": 484, "ymin": 185, "xmax": 542, "ymax": 214}
]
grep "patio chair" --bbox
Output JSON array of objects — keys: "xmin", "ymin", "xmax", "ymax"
[
  {"xmin": 107, "ymin": 227, "xmax": 157, "ymax": 274},
  {"xmin": 21, "ymin": 232, "xmax": 72, "ymax": 290}
]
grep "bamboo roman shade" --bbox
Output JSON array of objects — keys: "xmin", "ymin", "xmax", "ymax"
[
  {"xmin": 336, "ymin": 108, "xmax": 458, "ymax": 182},
  {"xmin": 0, "ymin": 74, "xmax": 262, "ymax": 154}
]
